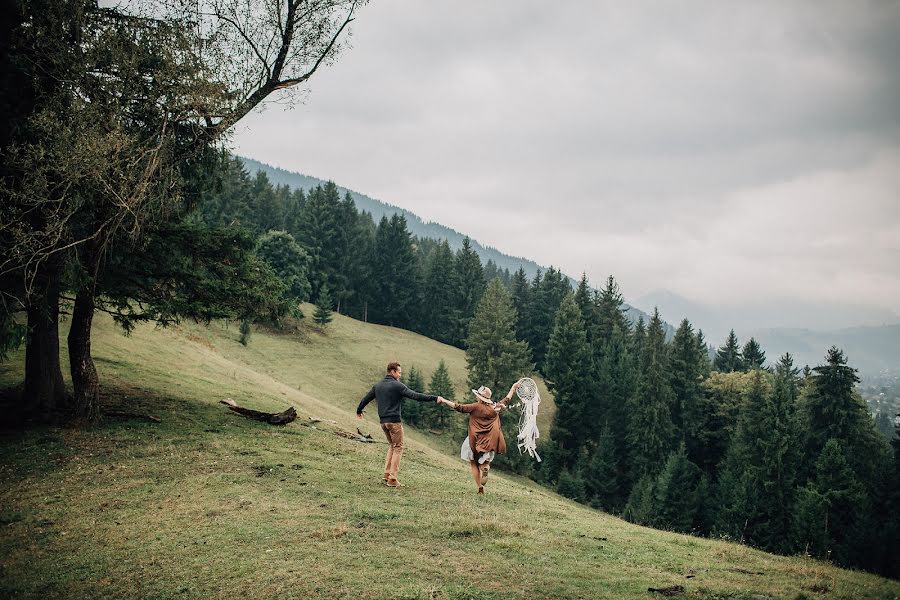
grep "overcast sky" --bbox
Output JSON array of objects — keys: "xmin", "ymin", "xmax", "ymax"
[{"xmin": 233, "ymin": 0, "xmax": 900, "ymax": 333}]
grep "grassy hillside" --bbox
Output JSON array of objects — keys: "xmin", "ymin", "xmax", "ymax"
[{"xmin": 0, "ymin": 312, "xmax": 897, "ymax": 599}]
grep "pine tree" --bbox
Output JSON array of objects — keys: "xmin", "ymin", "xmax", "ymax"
[
  {"xmin": 402, "ymin": 365, "xmax": 426, "ymax": 426},
  {"xmin": 452, "ymin": 237, "xmax": 485, "ymax": 347},
  {"xmin": 239, "ymin": 319, "xmax": 252, "ymax": 346},
  {"xmin": 626, "ymin": 308, "xmax": 676, "ymax": 481},
  {"xmin": 792, "ymin": 439, "xmax": 868, "ymax": 567},
  {"xmin": 557, "ymin": 468, "xmax": 587, "ymax": 502},
  {"xmin": 251, "ymin": 171, "xmax": 283, "ymax": 235},
  {"xmin": 714, "ymin": 369, "xmax": 772, "ymax": 543},
  {"xmin": 799, "ymin": 347, "xmax": 889, "ymax": 482},
  {"xmin": 696, "ymin": 370, "xmax": 755, "ymax": 474},
  {"xmin": 756, "ymin": 353, "xmax": 802, "ymax": 552},
  {"xmin": 465, "ymin": 278, "xmax": 533, "ymax": 474},
  {"xmin": 695, "ymin": 329, "xmax": 712, "ymax": 377},
  {"xmin": 421, "ymin": 240, "xmax": 457, "ymax": 344},
  {"xmin": 532, "ymin": 267, "xmax": 571, "ymax": 370},
  {"xmin": 296, "ymin": 183, "xmax": 339, "ymax": 300},
  {"xmin": 714, "ymin": 329, "xmax": 744, "ymax": 373},
  {"xmin": 583, "ymin": 423, "xmax": 621, "ymax": 510},
  {"xmin": 669, "ymin": 319, "xmax": 703, "ymax": 444},
  {"xmin": 465, "ymin": 279, "xmax": 532, "ymax": 394},
  {"xmin": 313, "ymin": 285, "xmax": 333, "ymax": 327},
  {"xmin": 653, "ymin": 443, "xmax": 703, "ymax": 533},
  {"xmin": 573, "ymin": 273, "xmax": 594, "ymax": 337},
  {"xmin": 255, "ymin": 230, "xmax": 312, "ymax": 306},
  {"xmin": 594, "ymin": 275, "xmax": 630, "ymax": 350},
  {"xmin": 370, "ymin": 214, "xmax": 420, "ymax": 328},
  {"xmin": 623, "ymin": 474, "xmax": 656, "ymax": 526},
  {"xmin": 545, "ymin": 294, "xmax": 594, "ymax": 458},
  {"xmin": 510, "ymin": 267, "xmax": 531, "ymax": 341},
  {"xmin": 427, "ymin": 360, "xmax": 456, "ymax": 430},
  {"xmin": 595, "ymin": 322, "xmax": 634, "ymax": 494},
  {"xmin": 742, "ymin": 337, "xmax": 766, "ymax": 369}
]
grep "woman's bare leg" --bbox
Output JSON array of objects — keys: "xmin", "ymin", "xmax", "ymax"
[{"xmin": 469, "ymin": 460, "xmax": 482, "ymax": 492}]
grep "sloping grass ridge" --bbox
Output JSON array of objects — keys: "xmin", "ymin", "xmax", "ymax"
[{"xmin": 0, "ymin": 311, "xmax": 897, "ymax": 599}]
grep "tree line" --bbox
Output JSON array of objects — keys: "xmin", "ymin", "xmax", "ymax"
[{"xmin": 464, "ymin": 271, "xmax": 899, "ymax": 579}]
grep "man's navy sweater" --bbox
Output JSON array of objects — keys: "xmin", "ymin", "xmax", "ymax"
[{"xmin": 356, "ymin": 375, "xmax": 437, "ymax": 423}]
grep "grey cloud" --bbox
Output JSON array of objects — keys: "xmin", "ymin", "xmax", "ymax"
[{"xmin": 234, "ymin": 0, "xmax": 900, "ymax": 325}]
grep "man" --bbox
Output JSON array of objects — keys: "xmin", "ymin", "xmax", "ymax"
[{"xmin": 356, "ymin": 362, "xmax": 444, "ymax": 487}]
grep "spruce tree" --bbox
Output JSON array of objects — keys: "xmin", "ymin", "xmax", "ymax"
[
  {"xmin": 595, "ymin": 322, "xmax": 634, "ymax": 493},
  {"xmin": 452, "ymin": 237, "xmax": 485, "ymax": 347},
  {"xmin": 255, "ymin": 230, "xmax": 312, "ymax": 306},
  {"xmin": 510, "ymin": 267, "xmax": 531, "ymax": 341},
  {"xmin": 239, "ymin": 319, "xmax": 252, "ymax": 346},
  {"xmin": 557, "ymin": 468, "xmax": 587, "ymax": 502},
  {"xmin": 465, "ymin": 278, "xmax": 532, "ymax": 394},
  {"xmin": 792, "ymin": 439, "xmax": 868, "ymax": 567},
  {"xmin": 583, "ymin": 423, "xmax": 622, "ymax": 510},
  {"xmin": 465, "ymin": 278, "xmax": 533, "ymax": 473},
  {"xmin": 799, "ymin": 347, "xmax": 889, "ymax": 486},
  {"xmin": 370, "ymin": 214, "xmax": 420, "ymax": 328},
  {"xmin": 313, "ymin": 285, "xmax": 333, "ymax": 327},
  {"xmin": 714, "ymin": 369, "xmax": 772, "ymax": 544},
  {"xmin": 742, "ymin": 337, "xmax": 766, "ymax": 369},
  {"xmin": 714, "ymin": 329, "xmax": 744, "ymax": 373},
  {"xmin": 669, "ymin": 319, "xmax": 703, "ymax": 444},
  {"xmin": 573, "ymin": 273, "xmax": 595, "ymax": 338},
  {"xmin": 595, "ymin": 275, "xmax": 630, "ymax": 349},
  {"xmin": 295, "ymin": 183, "xmax": 340, "ymax": 300},
  {"xmin": 402, "ymin": 365, "xmax": 425, "ymax": 426},
  {"xmin": 421, "ymin": 240, "xmax": 456, "ymax": 344},
  {"xmin": 626, "ymin": 308, "xmax": 676, "ymax": 482},
  {"xmin": 756, "ymin": 353, "xmax": 801, "ymax": 552},
  {"xmin": 428, "ymin": 360, "xmax": 456, "ymax": 430},
  {"xmin": 652, "ymin": 443, "xmax": 703, "ymax": 533},
  {"xmin": 251, "ymin": 171, "xmax": 283, "ymax": 235},
  {"xmin": 545, "ymin": 294, "xmax": 594, "ymax": 457}
]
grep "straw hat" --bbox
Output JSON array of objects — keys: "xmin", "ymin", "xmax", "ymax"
[{"xmin": 472, "ymin": 385, "xmax": 493, "ymax": 403}]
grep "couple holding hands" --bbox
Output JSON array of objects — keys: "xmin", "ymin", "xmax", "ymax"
[{"xmin": 356, "ymin": 361, "xmax": 520, "ymax": 494}]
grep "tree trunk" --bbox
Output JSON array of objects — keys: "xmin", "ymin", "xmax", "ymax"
[
  {"xmin": 22, "ymin": 261, "xmax": 66, "ymax": 421},
  {"xmin": 67, "ymin": 288, "xmax": 100, "ymax": 422}
]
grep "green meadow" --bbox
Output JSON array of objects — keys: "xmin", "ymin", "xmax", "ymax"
[{"xmin": 0, "ymin": 309, "xmax": 897, "ymax": 599}]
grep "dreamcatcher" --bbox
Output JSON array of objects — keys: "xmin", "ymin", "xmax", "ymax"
[{"xmin": 514, "ymin": 377, "xmax": 541, "ymax": 462}]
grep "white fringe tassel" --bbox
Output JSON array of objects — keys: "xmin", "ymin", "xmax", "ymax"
[{"xmin": 515, "ymin": 378, "xmax": 541, "ymax": 462}]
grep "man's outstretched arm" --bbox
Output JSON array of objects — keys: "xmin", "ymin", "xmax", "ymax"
[
  {"xmin": 399, "ymin": 383, "xmax": 438, "ymax": 403},
  {"xmin": 356, "ymin": 387, "xmax": 376, "ymax": 418}
]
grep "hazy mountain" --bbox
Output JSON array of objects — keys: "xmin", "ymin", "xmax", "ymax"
[
  {"xmin": 636, "ymin": 289, "xmax": 900, "ymax": 374},
  {"xmin": 240, "ymin": 156, "xmax": 658, "ymax": 329}
]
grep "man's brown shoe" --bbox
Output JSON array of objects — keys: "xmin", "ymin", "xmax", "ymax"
[
  {"xmin": 477, "ymin": 486, "xmax": 485, "ymax": 495},
  {"xmin": 385, "ymin": 478, "xmax": 403, "ymax": 488}
]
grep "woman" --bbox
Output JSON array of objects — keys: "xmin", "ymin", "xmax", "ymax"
[{"xmin": 437, "ymin": 381, "xmax": 520, "ymax": 495}]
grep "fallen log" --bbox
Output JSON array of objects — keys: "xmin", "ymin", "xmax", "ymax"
[{"xmin": 219, "ymin": 399, "xmax": 297, "ymax": 425}]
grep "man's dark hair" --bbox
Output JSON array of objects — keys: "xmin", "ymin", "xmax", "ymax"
[{"xmin": 387, "ymin": 361, "xmax": 401, "ymax": 373}]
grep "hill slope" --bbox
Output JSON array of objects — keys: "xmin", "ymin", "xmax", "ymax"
[{"xmin": 1, "ymin": 313, "xmax": 897, "ymax": 599}]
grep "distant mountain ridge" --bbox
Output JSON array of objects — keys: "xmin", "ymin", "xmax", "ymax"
[
  {"xmin": 635, "ymin": 289, "xmax": 900, "ymax": 374},
  {"xmin": 240, "ymin": 156, "xmax": 656, "ymax": 328}
]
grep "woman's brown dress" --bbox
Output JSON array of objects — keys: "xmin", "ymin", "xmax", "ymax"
[{"xmin": 454, "ymin": 400, "xmax": 508, "ymax": 456}]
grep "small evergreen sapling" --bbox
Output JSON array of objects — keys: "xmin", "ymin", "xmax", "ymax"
[{"xmin": 314, "ymin": 286, "xmax": 334, "ymax": 327}]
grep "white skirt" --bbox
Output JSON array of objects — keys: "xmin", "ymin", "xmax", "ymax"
[{"xmin": 460, "ymin": 436, "xmax": 495, "ymax": 464}]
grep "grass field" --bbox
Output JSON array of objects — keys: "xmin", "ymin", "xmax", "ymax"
[{"xmin": 0, "ymin": 310, "xmax": 898, "ymax": 599}]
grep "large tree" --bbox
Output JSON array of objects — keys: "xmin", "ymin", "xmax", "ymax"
[
  {"xmin": 465, "ymin": 278, "xmax": 532, "ymax": 394},
  {"xmin": 626, "ymin": 308, "xmax": 676, "ymax": 481},
  {"xmin": 1, "ymin": 0, "xmax": 363, "ymax": 422},
  {"xmin": 545, "ymin": 294, "xmax": 594, "ymax": 458},
  {"xmin": 714, "ymin": 330, "xmax": 744, "ymax": 373}
]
